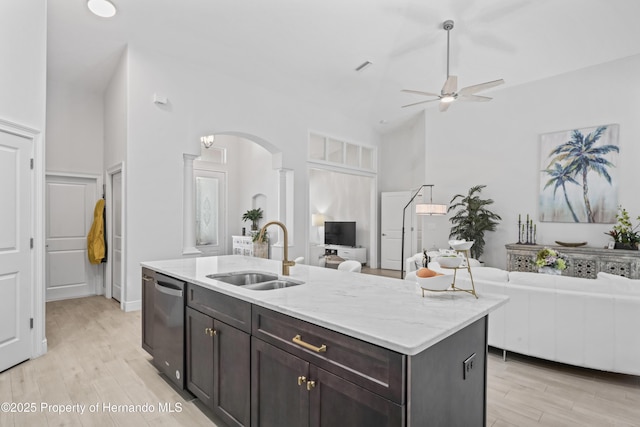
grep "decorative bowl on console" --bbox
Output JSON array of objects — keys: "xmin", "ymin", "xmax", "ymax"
[{"xmin": 555, "ymin": 241, "xmax": 587, "ymax": 248}]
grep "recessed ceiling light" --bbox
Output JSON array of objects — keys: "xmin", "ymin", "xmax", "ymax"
[{"xmin": 88, "ymin": 0, "xmax": 117, "ymax": 18}]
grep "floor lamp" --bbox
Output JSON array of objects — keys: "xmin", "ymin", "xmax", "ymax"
[{"xmin": 400, "ymin": 185, "xmax": 447, "ymax": 279}]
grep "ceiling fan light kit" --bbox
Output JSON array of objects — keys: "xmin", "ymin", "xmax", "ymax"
[
  {"xmin": 88, "ymin": 0, "xmax": 117, "ymax": 18},
  {"xmin": 402, "ymin": 20, "xmax": 504, "ymax": 112}
]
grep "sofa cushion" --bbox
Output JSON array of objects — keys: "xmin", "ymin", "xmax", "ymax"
[
  {"xmin": 596, "ymin": 272, "xmax": 640, "ymax": 295},
  {"xmin": 508, "ymin": 271, "xmax": 556, "ymax": 289},
  {"xmin": 509, "ymin": 271, "xmax": 640, "ymax": 295},
  {"xmin": 471, "ymin": 267, "xmax": 509, "ymax": 283}
]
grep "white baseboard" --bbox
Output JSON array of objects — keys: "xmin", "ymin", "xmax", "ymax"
[{"xmin": 123, "ymin": 299, "xmax": 141, "ymax": 312}]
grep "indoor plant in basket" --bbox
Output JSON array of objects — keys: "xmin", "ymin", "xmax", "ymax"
[
  {"xmin": 605, "ymin": 205, "xmax": 640, "ymax": 250},
  {"xmin": 448, "ymin": 185, "xmax": 501, "ymax": 260},
  {"xmin": 535, "ymin": 247, "xmax": 568, "ymax": 275}
]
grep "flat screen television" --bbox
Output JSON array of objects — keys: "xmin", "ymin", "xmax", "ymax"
[{"xmin": 324, "ymin": 221, "xmax": 356, "ymax": 247}]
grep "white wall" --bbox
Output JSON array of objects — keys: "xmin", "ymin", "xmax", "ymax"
[
  {"xmin": 104, "ymin": 50, "xmax": 128, "ymax": 170},
  {"xmin": 46, "ymin": 80, "xmax": 104, "ymax": 174},
  {"xmin": 0, "ymin": 1, "xmax": 46, "ymax": 129},
  {"xmin": 379, "ymin": 114, "xmax": 426, "ymax": 192},
  {"xmin": 308, "ymin": 168, "xmax": 373, "ymax": 259},
  {"xmin": 422, "ymin": 54, "xmax": 640, "ymax": 268},
  {"xmin": 0, "ymin": 0, "xmax": 47, "ymax": 357},
  {"xmin": 123, "ymin": 46, "xmax": 379, "ymax": 306}
]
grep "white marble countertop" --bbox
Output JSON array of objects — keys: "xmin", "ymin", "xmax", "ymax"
[{"xmin": 141, "ymin": 255, "xmax": 508, "ymax": 355}]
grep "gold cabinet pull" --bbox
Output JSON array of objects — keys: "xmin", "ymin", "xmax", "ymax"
[
  {"xmin": 204, "ymin": 327, "xmax": 217, "ymax": 337},
  {"xmin": 292, "ymin": 335, "xmax": 326, "ymax": 353},
  {"xmin": 297, "ymin": 376, "xmax": 306, "ymax": 386},
  {"xmin": 306, "ymin": 380, "xmax": 316, "ymax": 391}
]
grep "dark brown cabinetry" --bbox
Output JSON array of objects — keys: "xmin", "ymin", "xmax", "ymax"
[
  {"xmin": 143, "ymin": 269, "xmax": 489, "ymax": 427},
  {"xmin": 251, "ymin": 338, "xmax": 403, "ymax": 427},
  {"xmin": 251, "ymin": 307, "xmax": 404, "ymax": 427},
  {"xmin": 186, "ymin": 285, "xmax": 251, "ymax": 427},
  {"xmin": 251, "ymin": 337, "xmax": 309, "ymax": 426},
  {"xmin": 141, "ymin": 268, "xmax": 155, "ymax": 354}
]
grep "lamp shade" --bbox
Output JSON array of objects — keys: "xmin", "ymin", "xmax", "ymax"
[
  {"xmin": 416, "ymin": 203, "xmax": 447, "ymax": 215},
  {"xmin": 311, "ymin": 213, "xmax": 326, "ymax": 227}
]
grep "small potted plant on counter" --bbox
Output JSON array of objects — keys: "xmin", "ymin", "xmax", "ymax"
[
  {"xmin": 605, "ymin": 205, "xmax": 640, "ymax": 250},
  {"xmin": 242, "ymin": 208, "xmax": 264, "ymax": 231}
]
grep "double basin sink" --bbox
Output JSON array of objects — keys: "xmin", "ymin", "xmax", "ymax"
[{"xmin": 206, "ymin": 271, "xmax": 304, "ymax": 291}]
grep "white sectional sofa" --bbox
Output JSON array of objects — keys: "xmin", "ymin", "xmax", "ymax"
[{"xmin": 407, "ymin": 263, "xmax": 640, "ymax": 376}]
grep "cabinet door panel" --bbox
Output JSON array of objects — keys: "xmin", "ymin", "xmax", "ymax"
[
  {"xmin": 309, "ymin": 366, "xmax": 403, "ymax": 427},
  {"xmin": 251, "ymin": 338, "xmax": 309, "ymax": 427},
  {"xmin": 186, "ymin": 307, "xmax": 214, "ymax": 407},
  {"xmin": 214, "ymin": 319, "xmax": 250, "ymax": 427}
]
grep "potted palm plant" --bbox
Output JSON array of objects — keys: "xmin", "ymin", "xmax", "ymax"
[
  {"xmin": 242, "ymin": 208, "xmax": 263, "ymax": 231},
  {"xmin": 448, "ymin": 185, "xmax": 501, "ymax": 260}
]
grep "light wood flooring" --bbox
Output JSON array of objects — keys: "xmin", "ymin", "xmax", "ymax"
[{"xmin": 1, "ymin": 296, "xmax": 639, "ymax": 426}]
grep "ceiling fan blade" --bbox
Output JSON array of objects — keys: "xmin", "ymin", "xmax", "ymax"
[
  {"xmin": 402, "ymin": 99, "xmax": 440, "ymax": 108},
  {"xmin": 458, "ymin": 94, "xmax": 493, "ymax": 102},
  {"xmin": 458, "ymin": 79, "xmax": 504, "ymax": 96},
  {"xmin": 442, "ymin": 75, "xmax": 457, "ymax": 94},
  {"xmin": 401, "ymin": 89, "xmax": 441, "ymax": 98},
  {"xmin": 439, "ymin": 101, "xmax": 452, "ymax": 112}
]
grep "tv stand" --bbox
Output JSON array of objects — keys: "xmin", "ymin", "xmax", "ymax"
[{"xmin": 324, "ymin": 245, "xmax": 367, "ymax": 265}]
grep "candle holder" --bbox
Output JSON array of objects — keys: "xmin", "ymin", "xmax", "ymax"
[{"xmin": 516, "ymin": 213, "xmax": 537, "ymax": 245}]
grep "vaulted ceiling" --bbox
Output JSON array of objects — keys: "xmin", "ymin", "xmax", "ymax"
[{"xmin": 47, "ymin": 0, "xmax": 640, "ymax": 130}]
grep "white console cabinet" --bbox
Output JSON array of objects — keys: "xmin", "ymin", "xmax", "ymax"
[
  {"xmin": 231, "ymin": 235, "xmax": 254, "ymax": 256},
  {"xmin": 325, "ymin": 245, "xmax": 367, "ymax": 265}
]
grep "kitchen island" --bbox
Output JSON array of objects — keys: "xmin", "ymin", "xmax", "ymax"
[{"xmin": 141, "ymin": 255, "xmax": 508, "ymax": 427}]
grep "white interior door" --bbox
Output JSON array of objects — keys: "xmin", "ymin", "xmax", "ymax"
[
  {"xmin": 111, "ymin": 171, "xmax": 123, "ymax": 302},
  {"xmin": 380, "ymin": 191, "xmax": 412, "ymax": 270},
  {"xmin": 46, "ymin": 175, "xmax": 100, "ymax": 301},
  {"xmin": 0, "ymin": 128, "xmax": 32, "ymax": 371}
]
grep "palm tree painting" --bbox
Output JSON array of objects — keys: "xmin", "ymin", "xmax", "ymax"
[{"xmin": 539, "ymin": 124, "xmax": 619, "ymax": 223}]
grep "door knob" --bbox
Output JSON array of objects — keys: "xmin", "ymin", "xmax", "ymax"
[
  {"xmin": 297, "ymin": 376, "xmax": 306, "ymax": 386},
  {"xmin": 306, "ymin": 380, "xmax": 316, "ymax": 391}
]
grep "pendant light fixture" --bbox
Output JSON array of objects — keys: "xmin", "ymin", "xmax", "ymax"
[{"xmin": 88, "ymin": 0, "xmax": 117, "ymax": 18}]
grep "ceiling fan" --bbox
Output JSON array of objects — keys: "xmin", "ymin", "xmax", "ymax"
[{"xmin": 401, "ymin": 20, "xmax": 504, "ymax": 112}]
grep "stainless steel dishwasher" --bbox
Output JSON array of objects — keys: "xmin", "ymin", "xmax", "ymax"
[{"xmin": 153, "ymin": 273, "xmax": 186, "ymax": 389}]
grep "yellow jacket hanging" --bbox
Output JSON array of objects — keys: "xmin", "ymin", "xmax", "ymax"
[{"xmin": 87, "ymin": 198, "xmax": 106, "ymax": 264}]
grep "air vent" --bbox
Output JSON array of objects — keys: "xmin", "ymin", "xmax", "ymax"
[{"xmin": 355, "ymin": 61, "xmax": 373, "ymax": 72}]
